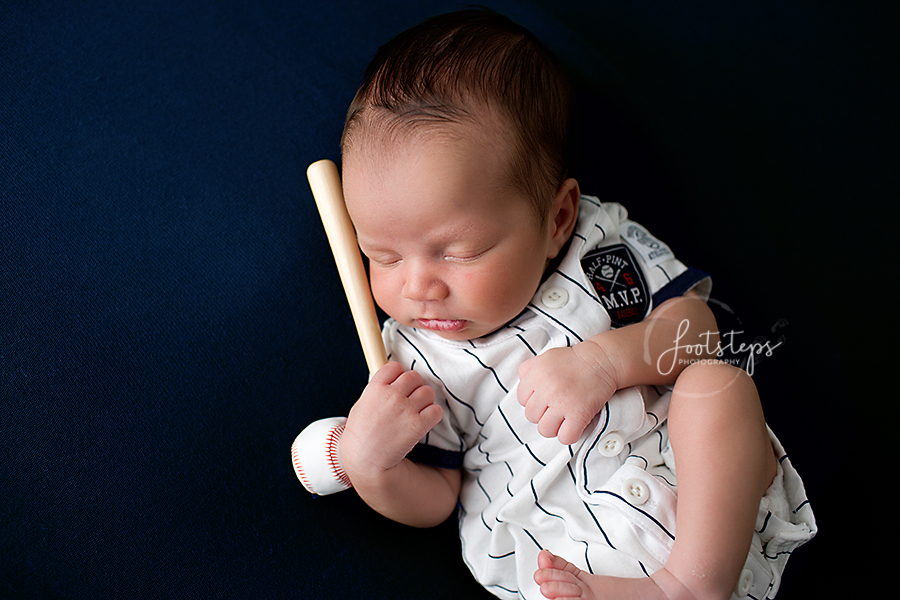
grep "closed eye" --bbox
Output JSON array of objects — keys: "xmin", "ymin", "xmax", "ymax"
[
  {"xmin": 359, "ymin": 247, "xmax": 402, "ymax": 267},
  {"xmin": 369, "ymin": 256, "xmax": 402, "ymax": 267},
  {"xmin": 443, "ymin": 247, "xmax": 492, "ymax": 264}
]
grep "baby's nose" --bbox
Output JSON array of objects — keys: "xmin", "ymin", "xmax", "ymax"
[{"xmin": 401, "ymin": 265, "xmax": 449, "ymax": 301}]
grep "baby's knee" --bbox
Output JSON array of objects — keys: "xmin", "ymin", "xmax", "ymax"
[
  {"xmin": 672, "ymin": 360, "xmax": 758, "ymax": 402},
  {"xmin": 670, "ymin": 362, "xmax": 776, "ymax": 488},
  {"xmin": 670, "ymin": 361, "xmax": 769, "ymax": 443}
]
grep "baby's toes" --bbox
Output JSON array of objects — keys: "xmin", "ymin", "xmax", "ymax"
[
  {"xmin": 539, "ymin": 578, "xmax": 587, "ymax": 598},
  {"xmin": 537, "ymin": 550, "xmax": 582, "ymax": 575},
  {"xmin": 534, "ymin": 551, "xmax": 587, "ymax": 598}
]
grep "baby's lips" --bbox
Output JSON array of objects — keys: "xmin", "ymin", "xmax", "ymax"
[{"xmin": 417, "ymin": 319, "xmax": 467, "ymax": 332}]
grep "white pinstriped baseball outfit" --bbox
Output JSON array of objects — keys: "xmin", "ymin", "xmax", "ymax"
[{"xmin": 385, "ymin": 197, "xmax": 816, "ymax": 600}]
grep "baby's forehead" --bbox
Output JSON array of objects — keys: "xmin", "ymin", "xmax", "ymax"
[
  {"xmin": 345, "ymin": 132, "xmax": 516, "ymax": 205},
  {"xmin": 341, "ymin": 103, "xmax": 536, "ymax": 212},
  {"xmin": 344, "ymin": 113, "xmax": 524, "ymax": 191},
  {"xmin": 348, "ymin": 101, "xmax": 514, "ymax": 153}
]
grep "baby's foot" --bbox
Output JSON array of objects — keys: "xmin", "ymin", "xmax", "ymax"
[{"xmin": 533, "ymin": 550, "xmax": 696, "ymax": 600}]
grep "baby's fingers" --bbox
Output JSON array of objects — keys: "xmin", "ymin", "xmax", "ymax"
[
  {"xmin": 517, "ymin": 358, "xmax": 538, "ymax": 407},
  {"xmin": 536, "ymin": 408, "xmax": 564, "ymax": 440},
  {"xmin": 417, "ymin": 401, "xmax": 443, "ymax": 431},
  {"xmin": 394, "ymin": 372, "xmax": 439, "ymax": 434},
  {"xmin": 391, "ymin": 368, "xmax": 430, "ymax": 400},
  {"xmin": 523, "ymin": 395, "xmax": 548, "ymax": 424},
  {"xmin": 370, "ymin": 361, "xmax": 406, "ymax": 385},
  {"xmin": 406, "ymin": 379, "xmax": 436, "ymax": 410},
  {"xmin": 557, "ymin": 418, "xmax": 588, "ymax": 446},
  {"xmin": 398, "ymin": 389, "xmax": 441, "ymax": 443}
]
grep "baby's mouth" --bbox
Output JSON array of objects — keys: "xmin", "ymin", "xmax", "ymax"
[{"xmin": 416, "ymin": 319, "xmax": 467, "ymax": 333}]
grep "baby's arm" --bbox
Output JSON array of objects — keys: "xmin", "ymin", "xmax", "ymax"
[
  {"xmin": 340, "ymin": 362, "xmax": 461, "ymax": 528},
  {"xmin": 518, "ymin": 291, "xmax": 718, "ymax": 444}
]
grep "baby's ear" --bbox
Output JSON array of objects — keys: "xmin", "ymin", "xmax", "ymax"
[{"xmin": 547, "ymin": 178, "xmax": 580, "ymax": 258}]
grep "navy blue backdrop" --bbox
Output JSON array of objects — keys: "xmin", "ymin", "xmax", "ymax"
[{"xmin": 3, "ymin": 0, "xmax": 893, "ymax": 598}]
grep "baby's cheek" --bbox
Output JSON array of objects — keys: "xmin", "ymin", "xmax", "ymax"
[
  {"xmin": 474, "ymin": 266, "xmax": 534, "ymax": 316},
  {"xmin": 370, "ymin": 273, "xmax": 397, "ymax": 314}
]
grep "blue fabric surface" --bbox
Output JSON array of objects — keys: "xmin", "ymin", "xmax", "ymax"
[{"xmin": 3, "ymin": 0, "xmax": 892, "ymax": 597}]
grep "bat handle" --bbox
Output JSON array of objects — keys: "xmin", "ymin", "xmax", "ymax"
[{"xmin": 307, "ymin": 159, "xmax": 388, "ymax": 375}]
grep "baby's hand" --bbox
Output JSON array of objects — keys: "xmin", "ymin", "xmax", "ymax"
[
  {"xmin": 517, "ymin": 342, "xmax": 618, "ymax": 445},
  {"xmin": 341, "ymin": 362, "xmax": 442, "ymax": 479}
]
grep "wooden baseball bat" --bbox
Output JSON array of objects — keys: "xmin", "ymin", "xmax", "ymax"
[{"xmin": 307, "ymin": 159, "xmax": 388, "ymax": 375}]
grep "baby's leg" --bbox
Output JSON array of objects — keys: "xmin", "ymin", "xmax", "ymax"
[
  {"xmin": 534, "ymin": 361, "xmax": 776, "ymax": 600},
  {"xmin": 661, "ymin": 361, "xmax": 776, "ymax": 598}
]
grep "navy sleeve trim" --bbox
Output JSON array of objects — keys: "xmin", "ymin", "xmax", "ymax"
[
  {"xmin": 407, "ymin": 443, "xmax": 464, "ymax": 470},
  {"xmin": 651, "ymin": 267, "xmax": 711, "ymax": 307}
]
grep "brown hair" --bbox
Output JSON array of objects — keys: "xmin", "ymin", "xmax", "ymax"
[{"xmin": 341, "ymin": 9, "xmax": 573, "ymax": 226}]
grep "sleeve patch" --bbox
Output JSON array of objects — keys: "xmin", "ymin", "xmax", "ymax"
[
  {"xmin": 580, "ymin": 244, "xmax": 650, "ymax": 328},
  {"xmin": 622, "ymin": 222, "xmax": 673, "ymax": 266}
]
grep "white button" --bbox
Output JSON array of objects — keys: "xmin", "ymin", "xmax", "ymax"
[
  {"xmin": 597, "ymin": 432, "xmax": 625, "ymax": 457},
  {"xmin": 622, "ymin": 478, "xmax": 649, "ymax": 505},
  {"xmin": 735, "ymin": 568, "xmax": 753, "ymax": 598},
  {"xmin": 541, "ymin": 287, "xmax": 569, "ymax": 308}
]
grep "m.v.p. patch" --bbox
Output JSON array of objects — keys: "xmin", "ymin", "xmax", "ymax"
[{"xmin": 580, "ymin": 244, "xmax": 650, "ymax": 328}]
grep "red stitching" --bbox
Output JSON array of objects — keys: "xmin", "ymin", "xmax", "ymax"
[{"xmin": 326, "ymin": 423, "xmax": 352, "ymax": 488}]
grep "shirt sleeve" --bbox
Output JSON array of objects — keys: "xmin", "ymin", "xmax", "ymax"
[
  {"xmin": 579, "ymin": 199, "xmax": 712, "ymax": 329},
  {"xmin": 617, "ymin": 211, "xmax": 712, "ymax": 305}
]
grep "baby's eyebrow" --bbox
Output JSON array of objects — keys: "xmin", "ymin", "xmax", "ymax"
[
  {"xmin": 355, "ymin": 237, "xmax": 405, "ymax": 260},
  {"xmin": 354, "ymin": 233, "xmax": 383, "ymax": 249}
]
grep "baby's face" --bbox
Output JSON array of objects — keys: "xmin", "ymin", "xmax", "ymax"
[{"xmin": 343, "ymin": 129, "xmax": 562, "ymax": 341}]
